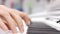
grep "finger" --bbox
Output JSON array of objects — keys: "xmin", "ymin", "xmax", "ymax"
[
  {"xmin": 0, "ymin": 16, "xmax": 7, "ymax": 24},
  {"xmin": 1, "ymin": 7, "xmax": 31, "ymax": 26},
  {"xmin": 0, "ymin": 18, "xmax": 8, "ymax": 31},
  {"xmin": 12, "ymin": 9, "xmax": 31, "ymax": 25},
  {"xmin": 21, "ymin": 14, "xmax": 31, "ymax": 25},
  {"xmin": 18, "ymin": 12, "xmax": 31, "ymax": 25},
  {"xmin": 10, "ymin": 11, "xmax": 24, "ymax": 33},
  {"xmin": 2, "ymin": 13, "xmax": 18, "ymax": 33},
  {"xmin": 0, "ymin": 14, "xmax": 15, "ymax": 30}
]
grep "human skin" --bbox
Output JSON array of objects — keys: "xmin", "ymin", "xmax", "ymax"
[{"xmin": 0, "ymin": 5, "xmax": 31, "ymax": 34}]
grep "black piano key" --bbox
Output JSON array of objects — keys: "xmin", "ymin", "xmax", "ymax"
[{"xmin": 27, "ymin": 22, "xmax": 60, "ymax": 34}]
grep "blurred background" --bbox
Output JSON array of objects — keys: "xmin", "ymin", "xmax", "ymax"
[
  {"xmin": 0, "ymin": 0, "xmax": 59, "ymax": 19},
  {"xmin": 0, "ymin": 0, "xmax": 55, "ymax": 14}
]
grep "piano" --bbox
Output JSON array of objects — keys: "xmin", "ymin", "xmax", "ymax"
[{"xmin": 27, "ymin": 18, "xmax": 60, "ymax": 34}]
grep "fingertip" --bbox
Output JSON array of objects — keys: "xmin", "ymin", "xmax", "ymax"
[
  {"xmin": 3, "ymin": 27, "xmax": 8, "ymax": 31},
  {"xmin": 20, "ymin": 27, "xmax": 24, "ymax": 33},
  {"xmin": 27, "ymin": 21, "xmax": 32, "ymax": 26}
]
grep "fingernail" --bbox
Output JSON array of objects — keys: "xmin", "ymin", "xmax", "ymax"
[
  {"xmin": 20, "ymin": 27, "xmax": 24, "ymax": 33},
  {"xmin": 28, "ymin": 21, "xmax": 32, "ymax": 26},
  {"xmin": 3, "ymin": 28, "xmax": 8, "ymax": 31},
  {"xmin": 13, "ymin": 31, "xmax": 18, "ymax": 34},
  {"xmin": 12, "ymin": 28, "xmax": 18, "ymax": 34}
]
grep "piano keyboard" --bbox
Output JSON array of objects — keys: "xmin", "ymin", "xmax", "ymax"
[{"xmin": 27, "ymin": 22, "xmax": 60, "ymax": 34}]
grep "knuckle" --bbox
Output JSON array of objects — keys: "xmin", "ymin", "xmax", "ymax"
[
  {"xmin": 0, "ymin": 12, "xmax": 9, "ymax": 16},
  {"xmin": 3, "ymin": 13, "xmax": 9, "ymax": 16},
  {"xmin": 24, "ymin": 13, "xmax": 28, "ymax": 17},
  {"xmin": 23, "ymin": 13, "xmax": 28, "ymax": 16}
]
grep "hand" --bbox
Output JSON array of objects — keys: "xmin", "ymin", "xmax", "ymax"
[{"xmin": 0, "ymin": 5, "xmax": 31, "ymax": 34}]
